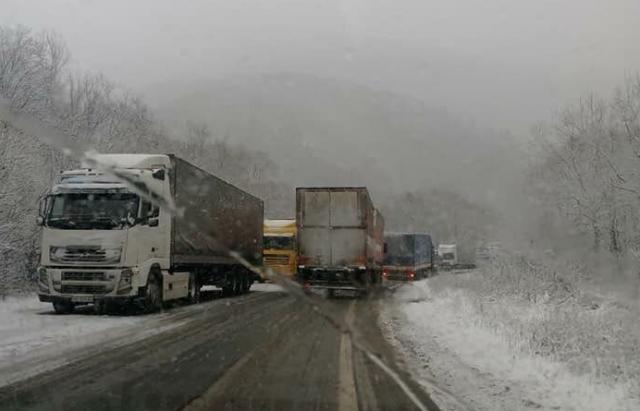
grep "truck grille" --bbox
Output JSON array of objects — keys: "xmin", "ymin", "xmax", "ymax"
[
  {"xmin": 60, "ymin": 284, "xmax": 107, "ymax": 294},
  {"xmin": 62, "ymin": 272, "xmax": 106, "ymax": 281},
  {"xmin": 264, "ymin": 254, "xmax": 290, "ymax": 265},
  {"xmin": 57, "ymin": 246, "xmax": 108, "ymax": 263}
]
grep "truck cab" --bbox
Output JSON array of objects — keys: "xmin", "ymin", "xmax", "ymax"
[
  {"xmin": 36, "ymin": 154, "xmax": 176, "ymax": 314},
  {"xmin": 263, "ymin": 219, "xmax": 297, "ymax": 278}
]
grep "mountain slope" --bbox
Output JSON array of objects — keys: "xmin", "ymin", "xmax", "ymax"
[{"xmin": 152, "ymin": 73, "xmax": 523, "ymax": 203}]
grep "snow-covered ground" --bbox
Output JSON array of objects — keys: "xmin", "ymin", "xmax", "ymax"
[
  {"xmin": 0, "ymin": 295, "xmax": 186, "ymax": 387},
  {"xmin": 380, "ymin": 277, "xmax": 639, "ymax": 411}
]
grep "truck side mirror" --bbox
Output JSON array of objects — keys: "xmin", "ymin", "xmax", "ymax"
[
  {"xmin": 148, "ymin": 217, "xmax": 159, "ymax": 227},
  {"xmin": 37, "ymin": 194, "xmax": 50, "ymax": 226},
  {"xmin": 384, "ymin": 243, "xmax": 388, "ymax": 253}
]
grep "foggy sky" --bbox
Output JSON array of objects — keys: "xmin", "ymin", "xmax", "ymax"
[{"xmin": 3, "ymin": 0, "xmax": 640, "ymax": 138}]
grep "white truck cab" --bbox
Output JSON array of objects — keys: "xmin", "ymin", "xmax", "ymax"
[{"xmin": 37, "ymin": 154, "xmax": 181, "ymax": 314}]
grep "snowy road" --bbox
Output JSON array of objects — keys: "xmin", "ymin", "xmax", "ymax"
[{"xmin": 0, "ymin": 285, "xmax": 438, "ymax": 411}]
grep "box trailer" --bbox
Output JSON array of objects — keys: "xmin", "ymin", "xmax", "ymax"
[{"xmin": 296, "ymin": 187, "xmax": 384, "ymax": 295}]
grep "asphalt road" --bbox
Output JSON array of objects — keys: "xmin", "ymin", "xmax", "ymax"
[{"xmin": 0, "ymin": 286, "xmax": 440, "ymax": 411}]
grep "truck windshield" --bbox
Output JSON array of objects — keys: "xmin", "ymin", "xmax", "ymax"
[
  {"xmin": 46, "ymin": 192, "xmax": 140, "ymax": 230},
  {"xmin": 264, "ymin": 235, "xmax": 294, "ymax": 250}
]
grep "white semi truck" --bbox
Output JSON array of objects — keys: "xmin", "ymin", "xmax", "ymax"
[
  {"xmin": 36, "ymin": 154, "xmax": 263, "ymax": 314},
  {"xmin": 437, "ymin": 244, "xmax": 458, "ymax": 268}
]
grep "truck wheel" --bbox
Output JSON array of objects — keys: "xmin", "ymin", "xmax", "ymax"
[
  {"xmin": 244, "ymin": 275, "xmax": 253, "ymax": 293},
  {"xmin": 94, "ymin": 301, "xmax": 106, "ymax": 315},
  {"xmin": 52, "ymin": 301, "xmax": 74, "ymax": 314},
  {"xmin": 144, "ymin": 272, "xmax": 163, "ymax": 313},
  {"xmin": 233, "ymin": 275, "xmax": 242, "ymax": 295},
  {"xmin": 188, "ymin": 273, "xmax": 200, "ymax": 304},
  {"xmin": 222, "ymin": 275, "xmax": 234, "ymax": 297}
]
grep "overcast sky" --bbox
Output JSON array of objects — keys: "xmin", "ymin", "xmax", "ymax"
[{"xmin": 3, "ymin": 0, "xmax": 640, "ymax": 137}]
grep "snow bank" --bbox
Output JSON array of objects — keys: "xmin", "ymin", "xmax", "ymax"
[
  {"xmin": 250, "ymin": 283, "xmax": 285, "ymax": 293},
  {"xmin": 0, "ymin": 296, "xmax": 142, "ymax": 362},
  {"xmin": 381, "ymin": 279, "xmax": 639, "ymax": 411},
  {"xmin": 0, "ymin": 295, "xmax": 177, "ymax": 386}
]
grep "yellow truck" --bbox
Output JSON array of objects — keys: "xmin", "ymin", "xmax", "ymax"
[{"xmin": 263, "ymin": 219, "xmax": 297, "ymax": 278}]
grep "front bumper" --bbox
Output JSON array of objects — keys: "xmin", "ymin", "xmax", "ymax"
[
  {"xmin": 38, "ymin": 266, "xmax": 138, "ymax": 303},
  {"xmin": 38, "ymin": 293, "xmax": 140, "ymax": 304},
  {"xmin": 296, "ymin": 266, "xmax": 368, "ymax": 289}
]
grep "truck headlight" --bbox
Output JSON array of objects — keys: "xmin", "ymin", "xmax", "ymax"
[
  {"xmin": 103, "ymin": 247, "xmax": 122, "ymax": 264},
  {"xmin": 118, "ymin": 268, "xmax": 133, "ymax": 291},
  {"xmin": 49, "ymin": 246, "xmax": 66, "ymax": 262}
]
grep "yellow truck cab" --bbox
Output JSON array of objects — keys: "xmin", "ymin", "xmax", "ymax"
[{"xmin": 263, "ymin": 219, "xmax": 297, "ymax": 277}]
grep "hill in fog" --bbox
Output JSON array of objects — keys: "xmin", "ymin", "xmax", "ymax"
[{"xmin": 151, "ymin": 73, "xmax": 524, "ymax": 205}]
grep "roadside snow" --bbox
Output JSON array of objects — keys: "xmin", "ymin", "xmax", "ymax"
[
  {"xmin": 380, "ymin": 279, "xmax": 638, "ymax": 411},
  {"xmin": 250, "ymin": 283, "xmax": 285, "ymax": 293},
  {"xmin": 0, "ymin": 296, "xmax": 141, "ymax": 362},
  {"xmin": 0, "ymin": 295, "xmax": 182, "ymax": 386}
]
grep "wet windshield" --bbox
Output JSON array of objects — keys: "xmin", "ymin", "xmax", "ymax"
[
  {"xmin": 1, "ymin": 2, "xmax": 639, "ymax": 411},
  {"xmin": 46, "ymin": 192, "xmax": 140, "ymax": 230}
]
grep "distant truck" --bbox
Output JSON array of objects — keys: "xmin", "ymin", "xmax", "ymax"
[
  {"xmin": 296, "ymin": 187, "xmax": 384, "ymax": 296},
  {"xmin": 36, "ymin": 154, "xmax": 263, "ymax": 314},
  {"xmin": 437, "ymin": 244, "xmax": 458, "ymax": 269},
  {"xmin": 383, "ymin": 233, "xmax": 434, "ymax": 281},
  {"xmin": 263, "ymin": 219, "xmax": 297, "ymax": 278}
]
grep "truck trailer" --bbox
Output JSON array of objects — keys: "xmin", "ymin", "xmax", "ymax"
[
  {"xmin": 36, "ymin": 154, "xmax": 263, "ymax": 314},
  {"xmin": 296, "ymin": 187, "xmax": 384, "ymax": 296},
  {"xmin": 383, "ymin": 233, "xmax": 434, "ymax": 281}
]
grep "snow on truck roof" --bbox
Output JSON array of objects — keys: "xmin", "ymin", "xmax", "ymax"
[{"xmin": 81, "ymin": 154, "xmax": 172, "ymax": 169}]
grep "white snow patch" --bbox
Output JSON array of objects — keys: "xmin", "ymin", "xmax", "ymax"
[
  {"xmin": 380, "ymin": 281, "xmax": 638, "ymax": 411},
  {"xmin": 0, "ymin": 295, "xmax": 184, "ymax": 386},
  {"xmin": 250, "ymin": 283, "xmax": 285, "ymax": 293}
]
